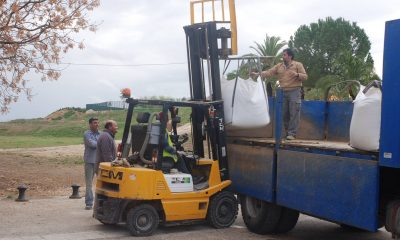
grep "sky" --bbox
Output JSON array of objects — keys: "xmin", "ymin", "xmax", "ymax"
[{"xmin": 1, "ymin": 0, "xmax": 398, "ymax": 121}]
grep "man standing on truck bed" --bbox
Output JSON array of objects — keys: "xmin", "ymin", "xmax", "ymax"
[
  {"xmin": 252, "ymin": 48, "xmax": 308, "ymax": 140},
  {"xmin": 96, "ymin": 120, "xmax": 118, "ymax": 171},
  {"xmin": 83, "ymin": 117, "xmax": 100, "ymax": 210}
]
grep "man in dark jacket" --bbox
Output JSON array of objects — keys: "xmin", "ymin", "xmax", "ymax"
[{"xmin": 96, "ymin": 120, "xmax": 118, "ymax": 172}]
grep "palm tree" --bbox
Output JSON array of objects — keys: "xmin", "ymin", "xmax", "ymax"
[{"xmin": 250, "ymin": 34, "xmax": 287, "ymax": 68}]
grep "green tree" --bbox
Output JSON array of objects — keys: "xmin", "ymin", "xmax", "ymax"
[
  {"xmin": 250, "ymin": 34, "xmax": 287, "ymax": 68},
  {"xmin": 288, "ymin": 17, "xmax": 378, "ymax": 87},
  {"xmin": 333, "ymin": 50, "xmax": 376, "ymax": 83},
  {"xmin": 226, "ymin": 34, "xmax": 286, "ymax": 83}
]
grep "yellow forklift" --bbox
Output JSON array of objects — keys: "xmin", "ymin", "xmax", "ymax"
[
  {"xmin": 93, "ymin": 0, "xmax": 239, "ymax": 236},
  {"xmin": 94, "ymin": 99, "xmax": 237, "ymax": 236}
]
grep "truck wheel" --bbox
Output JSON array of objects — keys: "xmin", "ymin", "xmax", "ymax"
[
  {"xmin": 275, "ymin": 207, "xmax": 299, "ymax": 233},
  {"xmin": 240, "ymin": 195, "xmax": 282, "ymax": 234},
  {"xmin": 207, "ymin": 191, "xmax": 238, "ymax": 228},
  {"xmin": 126, "ymin": 204, "xmax": 159, "ymax": 236}
]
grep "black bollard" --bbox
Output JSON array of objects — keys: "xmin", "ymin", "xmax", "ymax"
[
  {"xmin": 15, "ymin": 184, "xmax": 28, "ymax": 202},
  {"xmin": 69, "ymin": 184, "xmax": 81, "ymax": 199}
]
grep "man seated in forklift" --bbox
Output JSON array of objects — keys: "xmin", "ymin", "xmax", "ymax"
[{"xmin": 162, "ymin": 119, "xmax": 190, "ymax": 174}]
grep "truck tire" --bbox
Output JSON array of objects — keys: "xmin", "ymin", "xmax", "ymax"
[
  {"xmin": 207, "ymin": 191, "xmax": 238, "ymax": 228},
  {"xmin": 126, "ymin": 204, "xmax": 159, "ymax": 236},
  {"xmin": 240, "ymin": 195, "xmax": 282, "ymax": 234},
  {"xmin": 275, "ymin": 207, "xmax": 299, "ymax": 233}
]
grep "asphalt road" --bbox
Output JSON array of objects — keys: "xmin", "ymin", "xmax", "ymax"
[{"xmin": 0, "ymin": 197, "xmax": 392, "ymax": 240}]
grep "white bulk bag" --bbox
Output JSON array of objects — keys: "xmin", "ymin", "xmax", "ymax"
[
  {"xmin": 221, "ymin": 76, "xmax": 270, "ymax": 128},
  {"xmin": 349, "ymin": 86, "xmax": 382, "ymax": 151},
  {"xmin": 221, "ymin": 75, "xmax": 235, "ymax": 124}
]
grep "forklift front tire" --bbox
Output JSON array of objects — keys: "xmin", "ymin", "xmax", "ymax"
[
  {"xmin": 207, "ymin": 191, "xmax": 238, "ymax": 228},
  {"xmin": 126, "ymin": 204, "xmax": 159, "ymax": 236}
]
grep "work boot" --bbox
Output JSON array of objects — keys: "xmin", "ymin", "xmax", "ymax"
[{"xmin": 286, "ymin": 135, "xmax": 296, "ymax": 140}]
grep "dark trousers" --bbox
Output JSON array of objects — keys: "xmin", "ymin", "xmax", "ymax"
[
  {"xmin": 283, "ymin": 88, "xmax": 302, "ymax": 137},
  {"xmin": 162, "ymin": 157, "xmax": 190, "ymax": 174}
]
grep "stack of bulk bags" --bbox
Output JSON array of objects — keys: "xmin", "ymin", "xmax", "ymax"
[
  {"xmin": 221, "ymin": 75, "xmax": 270, "ymax": 128},
  {"xmin": 349, "ymin": 83, "xmax": 382, "ymax": 151}
]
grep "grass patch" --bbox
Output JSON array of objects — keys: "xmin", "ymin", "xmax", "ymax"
[
  {"xmin": 0, "ymin": 136, "xmax": 82, "ymax": 148},
  {"xmin": 63, "ymin": 110, "xmax": 75, "ymax": 119},
  {"xmin": 0, "ymin": 106, "xmax": 192, "ymax": 148},
  {"xmin": 55, "ymin": 157, "xmax": 84, "ymax": 166}
]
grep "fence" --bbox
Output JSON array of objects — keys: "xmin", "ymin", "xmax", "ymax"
[{"xmin": 86, "ymin": 101, "xmax": 128, "ymax": 111}]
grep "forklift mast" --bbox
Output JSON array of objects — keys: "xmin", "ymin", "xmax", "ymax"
[{"xmin": 184, "ymin": 0, "xmax": 237, "ymax": 180}]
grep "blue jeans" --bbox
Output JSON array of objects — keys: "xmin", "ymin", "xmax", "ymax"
[{"xmin": 84, "ymin": 163, "xmax": 96, "ymax": 207}]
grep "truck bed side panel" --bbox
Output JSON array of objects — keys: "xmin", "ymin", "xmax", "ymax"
[
  {"xmin": 277, "ymin": 149, "xmax": 379, "ymax": 231},
  {"xmin": 380, "ymin": 19, "xmax": 400, "ymax": 168},
  {"xmin": 297, "ymin": 101, "xmax": 325, "ymax": 140},
  {"xmin": 326, "ymin": 102, "xmax": 353, "ymax": 142},
  {"xmin": 227, "ymin": 143, "xmax": 274, "ymax": 202}
]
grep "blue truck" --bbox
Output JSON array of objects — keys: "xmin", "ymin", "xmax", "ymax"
[
  {"xmin": 223, "ymin": 19, "xmax": 400, "ymax": 237},
  {"xmin": 184, "ymin": 2, "xmax": 400, "ymax": 237}
]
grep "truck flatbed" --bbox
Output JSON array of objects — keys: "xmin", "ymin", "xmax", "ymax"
[{"xmin": 227, "ymin": 137, "xmax": 378, "ymax": 155}]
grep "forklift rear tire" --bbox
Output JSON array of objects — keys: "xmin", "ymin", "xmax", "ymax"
[
  {"xmin": 207, "ymin": 191, "xmax": 238, "ymax": 228},
  {"xmin": 240, "ymin": 195, "xmax": 282, "ymax": 234},
  {"xmin": 126, "ymin": 204, "xmax": 159, "ymax": 236}
]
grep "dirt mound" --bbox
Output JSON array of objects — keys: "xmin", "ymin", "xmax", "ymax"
[
  {"xmin": 45, "ymin": 109, "xmax": 69, "ymax": 120},
  {"xmin": 45, "ymin": 108, "xmax": 85, "ymax": 121}
]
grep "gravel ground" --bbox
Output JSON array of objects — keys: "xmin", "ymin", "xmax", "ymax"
[{"xmin": 0, "ymin": 197, "xmax": 392, "ymax": 240}]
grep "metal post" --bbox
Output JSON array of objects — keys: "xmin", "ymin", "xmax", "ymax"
[
  {"xmin": 184, "ymin": 25, "xmax": 207, "ymax": 157},
  {"xmin": 221, "ymin": 0, "xmax": 225, "ymax": 21},
  {"xmin": 156, "ymin": 105, "xmax": 168, "ymax": 171},
  {"xmin": 215, "ymin": 103, "xmax": 229, "ymax": 181},
  {"xmin": 228, "ymin": 0, "xmax": 237, "ymax": 55},
  {"xmin": 190, "ymin": 2, "xmax": 195, "ymax": 24},
  {"xmin": 201, "ymin": 1, "xmax": 204, "ymax": 22},
  {"xmin": 15, "ymin": 185, "xmax": 28, "ymax": 202},
  {"xmin": 69, "ymin": 184, "xmax": 81, "ymax": 199},
  {"xmin": 212, "ymin": 0, "xmax": 215, "ymax": 21},
  {"xmin": 274, "ymin": 89, "xmax": 284, "ymax": 146},
  {"xmin": 272, "ymin": 89, "xmax": 284, "ymax": 203},
  {"xmin": 121, "ymin": 99, "xmax": 135, "ymax": 158},
  {"xmin": 183, "ymin": 26, "xmax": 206, "ymax": 101},
  {"xmin": 206, "ymin": 22, "xmax": 222, "ymax": 101}
]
